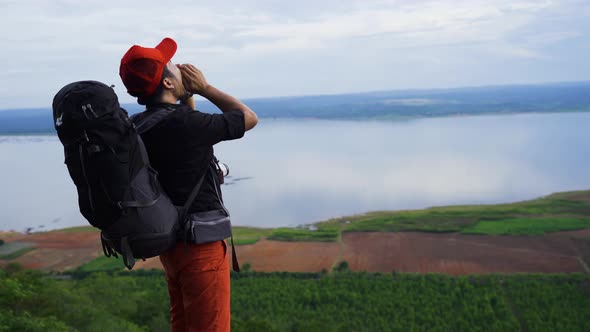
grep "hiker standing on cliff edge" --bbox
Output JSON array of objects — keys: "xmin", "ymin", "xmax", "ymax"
[{"xmin": 119, "ymin": 37, "xmax": 258, "ymax": 332}]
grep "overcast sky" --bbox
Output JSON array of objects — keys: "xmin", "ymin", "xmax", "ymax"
[{"xmin": 1, "ymin": 0, "xmax": 589, "ymax": 109}]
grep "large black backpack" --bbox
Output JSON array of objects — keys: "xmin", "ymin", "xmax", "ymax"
[{"xmin": 52, "ymin": 81, "xmax": 181, "ymax": 269}]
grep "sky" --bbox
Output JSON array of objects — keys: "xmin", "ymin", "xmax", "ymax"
[{"xmin": 1, "ymin": 0, "xmax": 589, "ymax": 109}]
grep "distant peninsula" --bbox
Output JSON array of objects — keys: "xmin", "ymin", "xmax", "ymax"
[{"xmin": 1, "ymin": 81, "xmax": 589, "ymax": 134}]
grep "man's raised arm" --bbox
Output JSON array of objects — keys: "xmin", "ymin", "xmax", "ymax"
[{"xmin": 179, "ymin": 64, "xmax": 258, "ymax": 131}]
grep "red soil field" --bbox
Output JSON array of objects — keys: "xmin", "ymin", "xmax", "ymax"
[
  {"xmin": 135, "ymin": 239, "xmax": 342, "ymax": 271},
  {"xmin": 2, "ymin": 229, "xmax": 589, "ymax": 274},
  {"xmin": 1, "ymin": 231, "xmax": 102, "ymax": 271},
  {"xmin": 340, "ymin": 232, "xmax": 587, "ymax": 275}
]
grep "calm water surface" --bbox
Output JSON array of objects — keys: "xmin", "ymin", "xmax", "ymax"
[{"xmin": 1, "ymin": 113, "xmax": 589, "ymax": 232}]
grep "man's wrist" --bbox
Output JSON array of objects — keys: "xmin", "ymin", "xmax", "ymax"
[
  {"xmin": 196, "ymin": 84, "xmax": 211, "ymax": 97},
  {"xmin": 180, "ymin": 90, "xmax": 193, "ymax": 102}
]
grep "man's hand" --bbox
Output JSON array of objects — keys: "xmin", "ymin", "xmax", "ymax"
[
  {"xmin": 179, "ymin": 63, "xmax": 258, "ymax": 131},
  {"xmin": 178, "ymin": 64, "xmax": 209, "ymax": 95}
]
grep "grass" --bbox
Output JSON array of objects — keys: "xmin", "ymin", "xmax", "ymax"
[
  {"xmin": 51, "ymin": 226, "xmax": 99, "ymax": 233},
  {"xmin": 166, "ymin": 190, "xmax": 590, "ymax": 242},
  {"xmin": 232, "ymin": 226, "xmax": 274, "ymax": 245},
  {"xmin": 0, "ymin": 241, "xmax": 34, "ymax": 256},
  {"xmin": 462, "ymin": 217, "xmax": 590, "ymax": 235},
  {"xmin": 268, "ymin": 226, "xmax": 340, "ymax": 242},
  {"xmin": 0, "ymin": 247, "xmax": 35, "ymax": 260},
  {"xmin": 75, "ymin": 256, "xmax": 124, "ymax": 272},
  {"xmin": 333, "ymin": 190, "xmax": 590, "ymax": 235},
  {"xmin": 26, "ymin": 190, "xmax": 590, "ymax": 246}
]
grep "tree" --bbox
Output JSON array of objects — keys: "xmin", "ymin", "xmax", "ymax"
[{"xmin": 332, "ymin": 261, "xmax": 349, "ymax": 273}]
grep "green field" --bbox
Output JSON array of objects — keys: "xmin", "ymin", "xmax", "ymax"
[
  {"xmin": 75, "ymin": 256, "xmax": 125, "ymax": 273},
  {"xmin": 50, "ymin": 226, "xmax": 99, "ymax": 233},
  {"xmin": 0, "ymin": 247, "xmax": 35, "ymax": 260},
  {"xmin": 268, "ymin": 226, "xmax": 340, "ymax": 242},
  {"xmin": 261, "ymin": 190, "xmax": 590, "ymax": 242},
  {"xmin": 1, "ymin": 268, "xmax": 589, "ymax": 332},
  {"xmin": 17, "ymin": 190, "xmax": 589, "ymax": 247},
  {"xmin": 232, "ymin": 226, "xmax": 274, "ymax": 245},
  {"xmin": 0, "ymin": 241, "xmax": 33, "ymax": 256},
  {"xmin": 463, "ymin": 217, "xmax": 590, "ymax": 235}
]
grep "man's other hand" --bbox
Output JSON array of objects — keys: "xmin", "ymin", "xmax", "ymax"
[{"xmin": 178, "ymin": 64, "xmax": 209, "ymax": 95}]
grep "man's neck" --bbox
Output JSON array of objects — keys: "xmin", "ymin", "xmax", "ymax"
[{"xmin": 159, "ymin": 93, "xmax": 178, "ymax": 104}]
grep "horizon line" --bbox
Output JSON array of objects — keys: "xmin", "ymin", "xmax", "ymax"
[{"xmin": 2, "ymin": 79, "xmax": 590, "ymax": 111}]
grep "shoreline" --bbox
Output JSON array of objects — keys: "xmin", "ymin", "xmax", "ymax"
[
  {"xmin": 2, "ymin": 188, "xmax": 589, "ymax": 236},
  {"xmin": 1, "ymin": 109, "xmax": 590, "ymax": 136}
]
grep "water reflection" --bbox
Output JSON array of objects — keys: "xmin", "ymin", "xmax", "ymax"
[
  {"xmin": 1, "ymin": 113, "xmax": 589, "ymax": 231},
  {"xmin": 216, "ymin": 113, "xmax": 590, "ymax": 227}
]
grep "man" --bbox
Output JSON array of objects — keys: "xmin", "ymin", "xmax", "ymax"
[{"xmin": 119, "ymin": 37, "xmax": 257, "ymax": 332}]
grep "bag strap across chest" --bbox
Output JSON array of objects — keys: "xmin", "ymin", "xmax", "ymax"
[{"xmin": 131, "ymin": 106, "xmax": 176, "ymax": 134}]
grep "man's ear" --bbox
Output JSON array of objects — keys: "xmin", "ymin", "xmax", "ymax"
[{"xmin": 162, "ymin": 77, "xmax": 175, "ymax": 90}]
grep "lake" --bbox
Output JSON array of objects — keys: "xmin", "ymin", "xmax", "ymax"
[{"xmin": 1, "ymin": 112, "xmax": 590, "ymax": 232}]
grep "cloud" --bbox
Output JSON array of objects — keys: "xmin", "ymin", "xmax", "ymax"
[
  {"xmin": 233, "ymin": 0, "xmax": 554, "ymax": 52},
  {"xmin": 0, "ymin": 0, "xmax": 589, "ymax": 108}
]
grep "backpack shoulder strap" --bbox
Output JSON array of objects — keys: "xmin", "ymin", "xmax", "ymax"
[
  {"xmin": 182, "ymin": 161, "xmax": 220, "ymax": 216},
  {"xmin": 132, "ymin": 106, "xmax": 175, "ymax": 134}
]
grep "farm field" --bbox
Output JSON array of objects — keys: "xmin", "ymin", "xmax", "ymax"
[
  {"xmin": 339, "ymin": 230, "xmax": 589, "ymax": 274},
  {"xmin": 1, "ymin": 191, "xmax": 589, "ymax": 332},
  {"xmin": 2, "ymin": 228, "xmax": 589, "ymax": 275},
  {"xmin": 1, "ymin": 190, "xmax": 589, "ymax": 274}
]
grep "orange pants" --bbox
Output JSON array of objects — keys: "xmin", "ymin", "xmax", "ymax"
[{"xmin": 160, "ymin": 240, "xmax": 230, "ymax": 332}]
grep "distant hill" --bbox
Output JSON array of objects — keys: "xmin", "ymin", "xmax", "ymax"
[{"xmin": 1, "ymin": 81, "xmax": 589, "ymax": 134}]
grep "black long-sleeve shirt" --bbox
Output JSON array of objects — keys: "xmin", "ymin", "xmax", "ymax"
[{"xmin": 135, "ymin": 103, "xmax": 245, "ymax": 213}]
